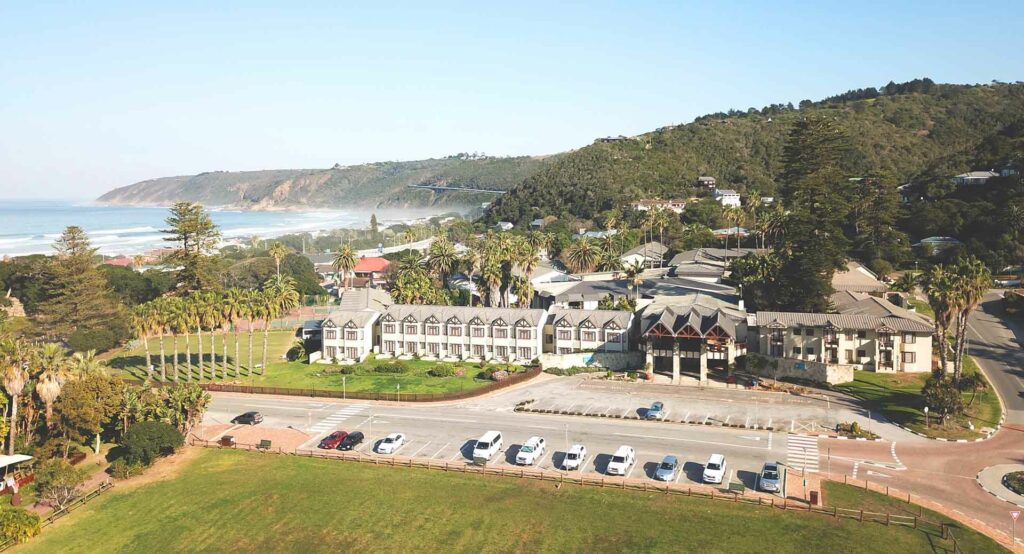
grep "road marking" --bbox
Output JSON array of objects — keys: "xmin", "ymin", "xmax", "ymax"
[
  {"xmin": 431, "ymin": 442, "xmax": 451, "ymax": 459},
  {"xmin": 866, "ymin": 470, "xmax": 891, "ymax": 479},
  {"xmin": 703, "ymin": 414, "xmax": 710, "ymax": 425},
  {"xmin": 724, "ymin": 415, "xmax": 731, "ymax": 425},
  {"xmin": 790, "ymin": 420, "xmax": 795, "ymax": 432},
  {"xmin": 565, "ymin": 403, "xmax": 578, "ymax": 413},
  {"xmin": 611, "ymin": 432, "xmax": 768, "ymax": 451},
  {"xmin": 739, "ymin": 435, "xmax": 762, "ymax": 441},
  {"xmin": 625, "ymin": 463, "xmax": 636, "ymax": 480},
  {"xmin": 675, "ymin": 468, "xmax": 683, "ymax": 484},
  {"xmin": 373, "ymin": 413, "xmax": 478, "ymax": 424},
  {"xmin": 309, "ymin": 405, "xmax": 368, "ymax": 433},
  {"xmin": 449, "ymin": 450, "xmax": 465, "ymax": 461},
  {"xmin": 683, "ymin": 411, "xmax": 691, "ymax": 423},
  {"xmin": 767, "ymin": 418, "xmax": 773, "ymax": 429},
  {"xmin": 786, "ymin": 435, "xmax": 819, "ymax": 473},
  {"xmin": 726, "ymin": 468, "xmax": 734, "ymax": 486},
  {"xmin": 744, "ymin": 416, "xmax": 750, "ymax": 427},
  {"xmin": 409, "ymin": 441, "xmax": 432, "ymax": 458}
]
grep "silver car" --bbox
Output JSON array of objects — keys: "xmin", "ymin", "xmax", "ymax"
[
  {"xmin": 654, "ymin": 455, "xmax": 679, "ymax": 481},
  {"xmin": 759, "ymin": 462, "xmax": 782, "ymax": 493}
]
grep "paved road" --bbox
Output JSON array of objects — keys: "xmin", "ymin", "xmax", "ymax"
[
  {"xmin": 967, "ymin": 291, "xmax": 1024, "ymax": 424},
  {"xmin": 206, "ymin": 392, "xmax": 797, "ymax": 491}
]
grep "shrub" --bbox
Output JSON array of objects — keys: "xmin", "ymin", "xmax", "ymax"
[
  {"xmin": 374, "ymin": 362, "xmax": 409, "ymax": 374},
  {"xmin": 491, "ymin": 370, "xmax": 510, "ymax": 381},
  {"xmin": 544, "ymin": 366, "xmax": 606, "ymax": 376},
  {"xmin": 121, "ymin": 421, "xmax": 184, "ymax": 465},
  {"xmin": 0, "ymin": 508, "xmax": 40, "ymax": 544},
  {"xmin": 478, "ymin": 368, "xmax": 495, "ymax": 380},
  {"xmin": 339, "ymin": 366, "xmax": 358, "ymax": 375},
  {"xmin": 35, "ymin": 459, "xmax": 87, "ymax": 510},
  {"xmin": 1005, "ymin": 471, "xmax": 1024, "ymax": 495},
  {"xmin": 427, "ymin": 364, "xmax": 455, "ymax": 378},
  {"xmin": 109, "ymin": 458, "xmax": 146, "ymax": 480},
  {"xmin": 68, "ymin": 326, "xmax": 120, "ymax": 353}
]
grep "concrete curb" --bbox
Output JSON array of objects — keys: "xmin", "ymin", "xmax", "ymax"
[
  {"xmin": 807, "ymin": 433, "xmax": 884, "ymax": 442},
  {"xmin": 514, "ymin": 406, "xmax": 776, "ymax": 431},
  {"xmin": 975, "ymin": 467, "xmax": 1024, "ymax": 509}
]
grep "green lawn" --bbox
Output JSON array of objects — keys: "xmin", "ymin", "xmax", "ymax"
[
  {"xmin": 20, "ymin": 448, "xmax": 1003, "ymax": 553},
  {"xmin": 905, "ymin": 297, "xmax": 934, "ymax": 319},
  {"xmin": 834, "ymin": 359, "xmax": 1002, "ymax": 439},
  {"xmin": 108, "ymin": 331, "xmax": 506, "ymax": 394},
  {"xmin": 822, "ymin": 482, "xmax": 1003, "ymax": 553}
]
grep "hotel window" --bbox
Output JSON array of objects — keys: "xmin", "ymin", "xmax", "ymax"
[
  {"xmin": 518, "ymin": 347, "xmax": 531, "ymax": 359},
  {"xmin": 451, "ymin": 344, "xmax": 462, "ymax": 357},
  {"xmin": 792, "ymin": 328, "xmax": 801, "ymax": 336},
  {"xmin": 494, "ymin": 327, "xmax": 508, "ymax": 339},
  {"xmin": 324, "ymin": 346, "xmax": 336, "ymax": 359},
  {"xmin": 606, "ymin": 331, "xmax": 622, "ymax": 342},
  {"xmin": 558, "ymin": 347, "xmax": 572, "ymax": 354},
  {"xmin": 428, "ymin": 343, "xmax": 439, "ymax": 355},
  {"xmin": 449, "ymin": 326, "xmax": 463, "ymax": 337},
  {"xmin": 581, "ymin": 330, "xmax": 596, "ymax": 342},
  {"xmin": 857, "ymin": 349, "xmax": 866, "ymax": 358},
  {"xmin": 902, "ymin": 333, "xmax": 916, "ymax": 344},
  {"xmin": 471, "ymin": 327, "xmax": 485, "ymax": 338},
  {"xmin": 383, "ymin": 341, "xmax": 395, "ymax": 353},
  {"xmin": 426, "ymin": 325, "xmax": 440, "ymax": 336},
  {"xmin": 495, "ymin": 346, "xmax": 508, "ymax": 358},
  {"xmin": 345, "ymin": 347, "xmax": 358, "ymax": 359},
  {"xmin": 405, "ymin": 342, "xmax": 417, "ymax": 353},
  {"xmin": 857, "ymin": 330, "xmax": 867, "ymax": 339},
  {"xmin": 345, "ymin": 331, "xmax": 358, "ymax": 341},
  {"xmin": 791, "ymin": 347, "xmax": 800, "ymax": 356},
  {"xmin": 473, "ymin": 345, "xmax": 485, "ymax": 357},
  {"xmin": 804, "ymin": 347, "xmax": 814, "ymax": 355},
  {"xmin": 556, "ymin": 329, "xmax": 571, "ymax": 340},
  {"xmin": 845, "ymin": 349, "xmax": 854, "ymax": 363},
  {"xmin": 805, "ymin": 329, "xmax": 815, "ymax": 337},
  {"xmin": 383, "ymin": 324, "xmax": 395, "ymax": 334},
  {"xmin": 844, "ymin": 332, "xmax": 855, "ymax": 341},
  {"xmin": 405, "ymin": 324, "xmax": 418, "ymax": 335},
  {"xmin": 902, "ymin": 352, "xmax": 916, "ymax": 363},
  {"xmin": 517, "ymin": 329, "xmax": 531, "ymax": 340},
  {"xmin": 324, "ymin": 330, "xmax": 337, "ymax": 340}
]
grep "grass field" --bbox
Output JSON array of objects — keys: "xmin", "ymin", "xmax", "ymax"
[
  {"xmin": 108, "ymin": 331, "xmax": 505, "ymax": 394},
  {"xmin": 20, "ymin": 449, "xmax": 1003, "ymax": 553},
  {"xmin": 834, "ymin": 357, "xmax": 1002, "ymax": 439}
]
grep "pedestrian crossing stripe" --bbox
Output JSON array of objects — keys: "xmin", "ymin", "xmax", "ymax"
[
  {"xmin": 309, "ymin": 404, "xmax": 369, "ymax": 432},
  {"xmin": 786, "ymin": 435, "xmax": 820, "ymax": 473}
]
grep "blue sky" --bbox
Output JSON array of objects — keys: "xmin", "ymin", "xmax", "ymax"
[{"xmin": 1, "ymin": 1, "xmax": 1022, "ymax": 200}]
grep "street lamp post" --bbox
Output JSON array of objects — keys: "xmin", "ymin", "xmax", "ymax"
[
  {"xmin": 343, "ymin": 375, "xmax": 346, "ymax": 400},
  {"xmin": 924, "ymin": 406, "xmax": 929, "ymax": 428},
  {"xmin": 397, "ymin": 383, "xmax": 401, "ymax": 403}
]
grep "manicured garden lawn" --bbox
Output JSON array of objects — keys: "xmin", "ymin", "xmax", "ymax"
[
  {"xmin": 905, "ymin": 297, "xmax": 934, "ymax": 319},
  {"xmin": 20, "ymin": 448, "xmax": 1003, "ymax": 553},
  {"xmin": 835, "ymin": 358, "xmax": 1002, "ymax": 440},
  {"xmin": 107, "ymin": 330, "xmax": 509, "ymax": 394}
]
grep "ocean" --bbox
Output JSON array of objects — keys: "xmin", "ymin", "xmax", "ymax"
[{"xmin": 0, "ymin": 200, "xmax": 379, "ymax": 258}]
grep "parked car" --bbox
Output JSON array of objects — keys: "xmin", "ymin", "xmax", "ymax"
[
  {"xmin": 654, "ymin": 455, "xmax": 680, "ymax": 481},
  {"xmin": 515, "ymin": 436, "xmax": 546, "ymax": 466},
  {"xmin": 563, "ymin": 444, "xmax": 587, "ymax": 471},
  {"xmin": 337, "ymin": 431, "xmax": 365, "ymax": 451},
  {"xmin": 377, "ymin": 433, "xmax": 406, "ymax": 454},
  {"xmin": 702, "ymin": 454, "xmax": 727, "ymax": 484},
  {"xmin": 606, "ymin": 445, "xmax": 636, "ymax": 476},
  {"xmin": 645, "ymin": 401, "xmax": 665, "ymax": 420},
  {"xmin": 231, "ymin": 411, "xmax": 263, "ymax": 425},
  {"xmin": 472, "ymin": 431, "xmax": 503, "ymax": 464},
  {"xmin": 758, "ymin": 462, "xmax": 782, "ymax": 493},
  {"xmin": 318, "ymin": 431, "xmax": 347, "ymax": 449}
]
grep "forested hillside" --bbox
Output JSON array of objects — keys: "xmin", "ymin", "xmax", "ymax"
[
  {"xmin": 97, "ymin": 155, "xmax": 551, "ymax": 210},
  {"xmin": 484, "ymin": 80, "xmax": 1024, "ymax": 223}
]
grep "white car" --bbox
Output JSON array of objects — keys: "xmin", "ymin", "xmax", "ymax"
[
  {"xmin": 605, "ymin": 445, "xmax": 635, "ymax": 476},
  {"xmin": 702, "ymin": 454, "xmax": 727, "ymax": 484},
  {"xmin": 376, "ymin": 433, "xmax": 406, "ymax": 454},
  {"xmin": 515, "ymin": 436, "xmax": 546, "ymax": 465},
  {"xmin": 563, "ymin": 444, "xmax": 587, "ymax": 471}
]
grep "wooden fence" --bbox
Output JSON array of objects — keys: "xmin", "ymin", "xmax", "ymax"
[
  {"xmin": 0, "ymin": 481, "xmax": 114, "ymax": 552},
  {"xmin": 191, "ymin": 439, "xmax": 965, "ymax": 552},
  {"xmin": 198, "ymin": 366, "xmax": 543, "ymax": 402}
]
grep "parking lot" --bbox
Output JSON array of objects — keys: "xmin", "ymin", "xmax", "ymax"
[{"xmin": 206, "ymin": 393, "xmax": 804, "ymax": 493}]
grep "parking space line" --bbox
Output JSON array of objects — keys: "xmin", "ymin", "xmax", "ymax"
[
  {"xmin": 565, "ymin": 403, "xmax": 578, "ymax": 413},
  {"xmin": 675, "ymin": 469, "xmax": 683, "ymax": 484},
  {"xmin": 724, "ymin": 415, "xmax": 731, "ymax": 425},
  {"xmin": 683, "ymin": 411, "xmax": 691, "ymax": 423},
  {"xmin": 431, "ymin": 442, "xmax": 451, "ymax": 459},
  {"xmin": 726, "ymin": 468, "xmax": 734, "ymax": 485},
  {"xmin": 625, "ymin": 463, "xmax": 636, "ymax": 480},
  {"xmin": 790, "ymin": 420, "xmax": 795, "ymax": 432},
  {"xmin": 620, "ymin": 407, "xmax": 632, "ymax": 417},
  {"xmin": 373, "ymin": 414, "xmax": 478, "ymax": 424},
  {"xmin": 612, "ymin": 432, "xmax": 768, "ymax": 450},
  {"xmin": 410, "ymin": 441, "xmax": 432, "ymax": 458},
  {"xmin": 448, "ymin": 450, "xmax": 464, "ymax": 461},
  {"xmin": 744, "ymin": 416, "xmax": 750, "ymax": 427},
  {"xmin": 703, "ymin": 414, "xmax": 710, "ymax": 425}
]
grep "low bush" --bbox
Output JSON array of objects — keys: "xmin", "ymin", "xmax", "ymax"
[
  {"xmin": 544, "ymin": 366, "xmax": 606, "ymax": 376},
  {"xmin": 1004, "ymin": 471, "xmax": 1024, "ymax": 495},
  {"xmin": 427, "ymin": 364, "xmax": 455, "ymax": 378},
  {"xmin": 122, "ymin": 421, "xmax": 184, "ymax": 466},
  {"xmin": 109, "ymin": 458, "xmax": 146, "ymax": 480},
  {"xmin": 374, "ymin": 362, "xmax": 409, "ymax": 374},
  {"xmin": 0, "ymin": 508, "xmax": 40, "ymax": 544}
]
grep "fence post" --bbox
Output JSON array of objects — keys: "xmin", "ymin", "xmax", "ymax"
[
  {"xmin": 859, "ymin": 510, "xmax": 864, "ymax": 522},
  {"xmin": 886, "ymin": 513, "xmax": 890, "ymax": 526},
  {"xmin": 913, "ymin": 516, "xmax": 917, "ymax": 529}
]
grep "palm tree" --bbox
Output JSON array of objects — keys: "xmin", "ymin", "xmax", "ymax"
[
  {"xmin": 332, "ymin": 245, "xmax": 358, "ymax": 291},
  {"xmin": 166, "ymin": 298, "xmax": 188, "ymax": 381},
  {"xmin": 268, "ymin": 242, "xmax": 287, "ymax": 276},
  {"xmin": 951, "ymin": 257, "xmax": 991, "ymax": 384},
  {"xmin": 596, "ymin": 249, "xmax": 624, "ymax": 273},
  {"xmin": 722, "ymin": 206, "xmax": 744, "ymax": 253},
  {"xmin": 199, "ymin": 293, "xmax": 224, "ymax": 380},
  {"xmin": 890, "ymin": 272, "xmax": 918, "ymax": 294},
  {"xmin": 652, "ymin": 208, "xmax": 671, "ymax": 265},
  {"xmin": 71, "ymin": 350, "xmax": 105, "ymax": 377},
  {"xmin": 921, "ymin": 265, "xmax": 956, "ymax": 376},
  {"xmin": 759, "ymin": 208, "xmax": 788, "ymax": 249},
  {"xmin": 564, "ymin": 238, "xmax": 601, "ymax": 274},
  {"xmin": 259, "ymin": 286, "xmax": 286, "ymax": 372},
  {"xmin": 460, "ymin": 249, "xmax": 482, "ymax": 305},
  {"xmin": 246, "ymin": 290, "xmax": 261, "ymax": 375},
  {"xmin": 482, "ymin": 261, "xmax": 503, "ymax": 308},
  {"xmin": 34, "ymin": 343, "xmax": 68, "ymax": 429},
  {"xmin": 187, "ymin": 294, "xmax": 208, "ymax": 382},
  {"xmin": 427, "ymin": 237, "xmax": 458, "ymax": 287},
  {"xmin": 130, "ymin": 304, "xmax": 153, "ymax": 380},
  {"xmin": 624, "ymin": 260, "xmax": 645, "ymax": 300},
  {"xmin": 223, "ymin": 289, "xmax": 246, "ymax": 378},
  {"xmin": 1, "ymin": 338, "xmax": 30, "ymax": 455}
]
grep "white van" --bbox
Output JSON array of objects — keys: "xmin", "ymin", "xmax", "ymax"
[{"xmin": 472, "ymin": 431, "xmax": 503, "ymax": 464}]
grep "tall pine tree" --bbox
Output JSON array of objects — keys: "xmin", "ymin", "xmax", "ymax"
[{"xmin": 163, "ymin": 202, "xmax": 222, "ymax": 293}]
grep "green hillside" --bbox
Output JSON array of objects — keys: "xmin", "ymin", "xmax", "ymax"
[
  {"xmin": 96, "ymin": 155, "xmax": 551, "ymax": 210},
  {"xmin": 484, "ymin": 80, "xmax": 1024, "ymax": 223}
]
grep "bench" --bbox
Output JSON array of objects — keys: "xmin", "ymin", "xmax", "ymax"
[
  {"xmin": 257, "ymin": 440, "xmax": 272, "ymax": 450},
  {"xmin": 728, "ymin": 482, "xmax": 746, "ymax": 494}
]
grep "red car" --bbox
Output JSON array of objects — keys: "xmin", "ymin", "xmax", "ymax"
[{"xmin": 318, "ymin": 431, "xmax": 348, "ymax": 449}]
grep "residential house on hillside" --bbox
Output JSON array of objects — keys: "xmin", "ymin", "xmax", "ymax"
[
  {"xmin": 305, "ymin": 253, "xmax": 338, "ymax": 283},
  {"xmin": 496, "ymin": 221, "xmax": 515, "ymax": 231},
  {"xmin": 352, "ymin": 256, "xmax": 390, "ymax": 288},
  {"xmin": 711, "ymin": 226, "xmax": 748, "ymax": 239},
  {"xmin": 639, "ymin": 294, "xmax": 748, "ymax": 384},
  {"xmin": 620, "ymin": 242, "xmax": 668, "ymax": 269},
  {"xmin": 547, "ymin": 309, "xmax": 633, "ymax": 354},
  {"xmin": 713, "ymin": 189, "xmax": 741, "ymax": 207},
  {"xmin": 998, "ymin": 161, "xmax": 1020, "ymax": 177},
  {"xmin": 913, "ymin": 236, "xmax": 963, "ymax": 254},
  {"xmin": 697, "ymin": 176, "xmax": 717, "ymax": 189},
  {"xmin": 668, "ymin": 247, "xmax": 763, "ymax": 283},
  {"xmin": 952, "ymin": 171, "xmax": 998, "ymax": 186},
  {"xmin": 575, "ymin": 229, "xmax": 617, "ymax": 240},
  {"xmin": 630, "ymin": 199, "xmax": 686, "ymax": 214}
]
